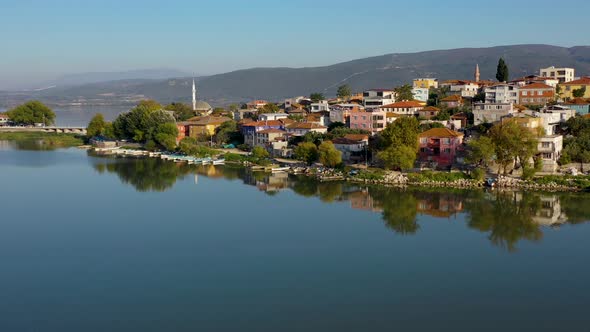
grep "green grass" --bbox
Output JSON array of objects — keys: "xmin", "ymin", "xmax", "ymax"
[
  {"xmin": 224, "ymin": 152, "xmax": 272, "ymax": 166},
  {"xmin": 530, "ymin": 175, "xmax": 590, "ymax": 189},
  {"xmin": 407, "ymin": 171, "xmax": 470, "ymax": 183},
  {"xmin": 0, "ymin": 132, "xmax": 84, "ymax": 147},
  {"xmin": 355, "ymin": 169, "xmax": 385, "ymax": 181}
]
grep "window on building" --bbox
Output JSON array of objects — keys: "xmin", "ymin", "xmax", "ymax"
[
  {"xmin": 442, "ymin": 138, "xmax": 450, "ymax": 144},
  {"xmin": 542, "ymin": 142, "xmax": 551, "ymax": 148},
  {"xmin": 420, "ymin": 138, "xmax": 427, "ymax": 143}
]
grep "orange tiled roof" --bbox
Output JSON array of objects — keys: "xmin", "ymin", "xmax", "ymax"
[
  {"xmin": 382, "ymin": 100, "xmax": 424, "ymax": 108},
  {"xmin": 519, "ymin": 82, "xmax": 554, "ymax": 89},
  {"xmin": 441, "ymin": 95, "xmax": 462, "ymax": 102},
  {"xmin": 286, "ymin": 122, "xmax": 326, "ymax": 129},
  {"xmin": 343, "ymin": 134, "xmax": 369, "ymax": 141},
  {"xmin": 421, "ymin": 106, "xmax": 441, "ymax": 112},
  {"xmin": 418, "ymin": 127, "xmax": 464, "ymax": 138},
  {"xmin": 565, "ymin": 97, "xmax": 590, "ymax": 105},
  {"xmin": 561, "ymin": 77, "xmax": 590, "ymax": 85},
  {"xmin": 258, "ymin": 128, "xmax": 286, "ymax": 134}
]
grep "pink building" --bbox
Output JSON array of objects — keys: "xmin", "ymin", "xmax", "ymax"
[
  {"xmin": 418, "ymin": 128, "xmax": 464, "ymax": 167},
  {"xmin": 349, "ymin": 109, "xmax": 387, "ymax": 134}
]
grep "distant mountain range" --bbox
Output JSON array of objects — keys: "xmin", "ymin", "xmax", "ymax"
[{"xmin": 2, "ymin": 44, "xmax": 590, "ymax": 108}]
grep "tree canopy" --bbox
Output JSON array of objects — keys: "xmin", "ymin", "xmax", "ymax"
[
  {"xmin": 337, "ymin": 85, "xmax": 352, "ymax": 99},
  {"xmin": 394, "ymin": 84, "xmax": 414, "ymax": 101},
  {"xmin": 260, "ymin": 103, "xmax": 280, "ymax": 113},
  {"xmin": 294, "ymin": 142, "xmax": 319, "ymax": 165},
  {"xmin": 318, "ymin": 141, "xmax": 342, "ymax": 167},
  {"xmin": 7, "ymin": 100, "xmax": 55, "ymax": 126},
  {"xmin": 310, "ymin": 92, "xmax": 325, "ymax": 103},
  {"xmin": 165, "ymin": 102, "xmax": 194, "ymax": 121}
]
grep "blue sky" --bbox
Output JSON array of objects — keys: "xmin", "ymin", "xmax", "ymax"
[{"xmin": 1, "ymin": 0, "xmax": 589, "ymax": 89}]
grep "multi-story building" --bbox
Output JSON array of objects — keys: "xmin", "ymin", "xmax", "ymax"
[
  {"xmin": 329, "ymin": 104, "xmax": 361, "ymax": 124},
  {"xmin": 526, "ymin": 105, "xmax": 576, "ymax": 135},
  {"xmin": 558, "ymin": 77, "xmax": 590, "ymax": 99},
  {"xmin": 349, "ymin": 109, "xmax": 387, "ymax": 133},
  {"xmin": 412, "ymin": 87, "xmax": 429, "ymax": 102},
  {"xmin": 473, "ymin": 102, "xmax": 515, "ymax": 125},
  {"xmin": 441, "ymin": 80, "xmax": 481, "ymax": 98},
  {"xmin": 510, "ymin": 75, "xmax": 559, "ymax": 88},
  {"xmin": 485, "ymin": 84, "xmax": 519, "ymax": 104},
  {"xmin": 284, "ymin": 122, "xmax": 328, "ymax": 136},
  {"xmin": 284, "ymin": 96, "xmax": 308, "ymax": 110},
  {"xmin": 258, "ymin": 113, "xmax": 289, "ymax": 121},
  {"xmin": 518, "ymin": 83, "xmax": 555, "ymax": 106},
  {"xmin": 440, "ymin": 95, "xmax": 463, "ymax": 108},
  {"xmin": 540, "ymin": 66, "xmax": 575, "ymax": 83},
  {"xmin": 310, "ymin": 100, "xmax": 330, "ymax": 113},
  {"xmin": 362, "ymin": 89, "xmax": 396, "ymax": 109},
  {"xmin": 413, "ymin": 78, "xmax": 438, "ymax": 89},
  {"xmin": 379, "ymin": 100, "xmax": 424, "ymax": 116},
  {"xmin": 418, "ymin": 128, "xmax": 464, "ymax": 168}
]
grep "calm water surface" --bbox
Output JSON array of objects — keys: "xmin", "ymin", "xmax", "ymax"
[{"xmin": 1, "ymin": 144, "xmax": 589, "ymax": 331}]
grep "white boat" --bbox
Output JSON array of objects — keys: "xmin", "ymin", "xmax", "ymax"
[
  {"xmin": 271, "ymin": 167, "xmax": 290, "ymax": 173},
  {"xmin": 212, "ymin": 159, "xmax": 225, "ymax": 165}
]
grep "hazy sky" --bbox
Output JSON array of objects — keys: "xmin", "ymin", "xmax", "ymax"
[{"xmin": 2, "ymin": 0, "xmax": 589, "ymax": 89}]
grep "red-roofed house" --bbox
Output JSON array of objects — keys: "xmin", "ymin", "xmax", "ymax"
[
  {"xmin": 0, "ymin": 113, "xmax": 10, "ymax": 126},
  {"xmin": 332, "ymin": 134, "xmax": 369, "ymax": 162},
  {"xmin": 519, "ymin": 83, "xmax": 555, "ymax": 105},
  {"xmin": 380, "ymin": 100, "xmax": 424, "ymax": 116},
  {"xmin": 285, "ymin": 122, "xmax": 327, "ymax": 136},
  {"xmin": 440, "ymin": 95, "xmax": 463, "ymax": 108},
  {"xmin": 418, "ymin": 106, "xmax": 441, "ymax": 119},
  {"xmin": 418, "ymin": 128, "xmax": 464, "ymax": 167},
  {"xmin": 247, "ymin": 100, "xmax": 269, "ymax": 109},
  {"xmin": 558, "ymin": 77, "xmax": 590, "ymax": 99}
]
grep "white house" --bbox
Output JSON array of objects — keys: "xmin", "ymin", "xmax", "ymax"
[
  {"xmin": 329, "ymin": 104, "xmax": 362, "ymax": 124},
  {"xmin": 258, "ymin": 113, "xmax": 289, "ymax": 121},
  {"xmin": 473, "ymin": 102, "xmax": 515, "ymax": 125},
  {"xmin": 412, "ymin": 87, "xmax": 429, "ymax": 102},
  {"xmin": 310, "ymin": 100, "xmax": 330, "ymax": 113},
  {"xmin": 285, "ymin": 122, "xmax": 328, "ymax": 136},
  {"xmin": 332, "ymin": 134, "xmax": 369, "ymax": 162},
  {"xmin": 485, "ymin": 84, "xmax": 519, "ymax": 104},
  {"xmin": 537, "ymin": 135, "xmax": 563, "ymax": 172},
  {"xmin": 363, "ymin": 89, "xmax": 396, "ymax": 109},
  {"xmin": 0, "ymin": 113, "xmax": 9, "ymax": 125},
  {"xmin": 441, "ymin": 80, "xmax": 481, "ymax": 98},
  {"xmin": 525, "ymin": 105, "xmax": 576, "ymax": 135}
]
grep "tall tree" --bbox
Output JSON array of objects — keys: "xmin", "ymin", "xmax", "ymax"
[
  {"xmin": 318, "ymin": 141, "xmax": 342, "ymax": 167},
  {"xmin": 378, "ymin": 145, "xmax": 417, "ymax": 171},
  {"xmin": 310, "ymin": 92, "xmax": 325, "ymax": 103},
  {"xmin": 7, "ymin": 100, "xmax": 55, "ymax": 126},
  {"xmin": 394, "ymin": 84, "xmax": 414, "ymax": 101},
  {"xmin": 379, "ymin": 116, "xmax": 420, "ymax": 149},
  {"xmin": 87, "ymin": 113, "xmax": 107, "ymax": 138},
  {"xmin": 466, "ymin": 136, "xmax": 495, "ymax": 167},
  {"xmin": 496, "ymin": 58, "xmax": 509, "ymax": 82},
  {"xmin": 337, "ymin": 85, "xmax": 352, "ymax": 99}
]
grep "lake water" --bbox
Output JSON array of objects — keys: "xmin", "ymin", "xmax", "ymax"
[{"xmin": 1, "ymin": 144, "xmax": 590, "ymax": 331}]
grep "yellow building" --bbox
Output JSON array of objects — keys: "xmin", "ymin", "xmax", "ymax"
[
  {"xmin": 186, "ymin": 116, "xmax": 232, "ymax": 137},
  {"xmin": 413, "ymin": 78, "xmax": 439, "ymax": 89},
  {"xmin": 558, "ymin": 77, "xmax": 590, "ymax": 99},
  {"xmin": 501, "ymin": 116, "xmax": 543, "ymax": 134}
]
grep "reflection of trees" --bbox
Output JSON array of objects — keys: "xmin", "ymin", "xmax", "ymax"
[
  {"xmin": 558, "ymin": 194, "xmax": 590, "ymax": 225},
  {"xmin": 92, "ymin": 157, "xmax": 194, "ymax": 192},
  {"xmin": 369, "ymin": 187, "xmax": 419, "ymax": 234},
  {"xmin": 318, "ymin": 182, "xmax": 344, "ymax": 203},
  {"xmin": 465, "ymin": 192, "xmax": 543, "ymax": 252}
]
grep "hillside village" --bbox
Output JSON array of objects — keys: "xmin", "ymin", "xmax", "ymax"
[
  {"xmin": 162, "ymin": 61, "xmax": 590, "ymax": 176},
  {"xmin": 3, "ymin": 60, "xmax": 590, "ymax": 182}
]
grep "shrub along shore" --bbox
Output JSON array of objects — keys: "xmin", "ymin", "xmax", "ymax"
[{"xmin": 0, "ymin": 132, "xmax": 85, "ymax": 147}]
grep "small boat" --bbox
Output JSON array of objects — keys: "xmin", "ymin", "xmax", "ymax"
[
  {"xmin": 271, "ymin": 167, "xmax": 290, "ymax": 173},
  {"xmin": 212, "ymin": 159, "xmax": 225, "ymax": 165}
]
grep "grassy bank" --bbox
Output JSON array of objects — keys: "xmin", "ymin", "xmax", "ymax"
[{"xmin": 0, "ymin": 132, "xmax": 84, "ymax": 147}]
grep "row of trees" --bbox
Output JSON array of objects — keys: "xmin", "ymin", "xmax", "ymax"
[{"xmin": 294, "ymin": 141, "xmax": 343, "ymax": 167}]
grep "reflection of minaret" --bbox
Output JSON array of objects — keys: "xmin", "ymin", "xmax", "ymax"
[
  {"xmin": 474, "ymin": 64, "xmax": 480, "ymax": 82},
  {"xmin": 192, "ymin": 78, "xmax": 197, "ymax": 111}
]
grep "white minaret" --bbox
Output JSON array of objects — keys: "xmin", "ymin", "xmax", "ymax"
[{"xmin": 192, "ymin": 78, "xmax": 197, "ymax": 111}]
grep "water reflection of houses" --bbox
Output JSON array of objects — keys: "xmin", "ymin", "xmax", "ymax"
[
  {"xmin": 416, "ymin": 193, "xmax": 464, "ymax": 218},
  {"xmin": 242, "ymin": 171, "xmax": 289, "ymax": 193},
  {"xmin": 348, "ymin": 189, "xmax": 383, "ymax": 212},
  {"xmin": 533, "ymin": 195, "xmax": 568, "ymax": 226}
]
